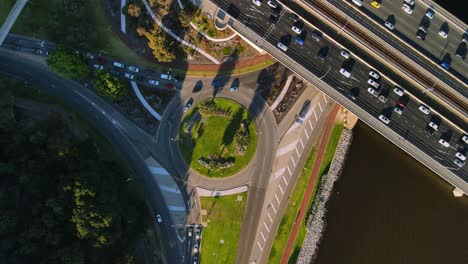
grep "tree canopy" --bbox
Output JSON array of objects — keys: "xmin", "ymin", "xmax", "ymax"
[
  {"xmin": 47, "ymin": 48, "xmax": 90, "ymax": 79},
  {"xmin": 92, "ymin": 71, "xmax": 128, "ymax": 101}
]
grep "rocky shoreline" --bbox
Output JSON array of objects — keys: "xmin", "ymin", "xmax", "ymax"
[{"xmin": 296, "ymin": 128, "xmax": 354, "ymax": 264}]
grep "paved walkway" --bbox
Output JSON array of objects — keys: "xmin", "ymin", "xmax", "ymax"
[
  {"xmin": 185, "ymin": 54, "xmax": 272, "ymax": 73},
  {"xmin": 279, "ymin": 104, "xmax": 340, "ymax": 264}
]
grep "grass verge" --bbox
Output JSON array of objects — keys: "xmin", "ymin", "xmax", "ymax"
[
  {"xmin": 178, "ymin": 98, "xmax": 257, "ymax": 178},
  {"xmin": 200, "ymin": 193, "xmax": 247, "ymax": 264},
  {"xmin": 0, "ymin": 0, "xmax": 15, "ymax": 23},
  {"xmin": 268, "ymin": 123, "xmax": 344, "ymax": 264}
]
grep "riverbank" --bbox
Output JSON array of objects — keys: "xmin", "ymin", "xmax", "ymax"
[{"xmin": 296, "ymin": 128, "xmax": 353, "ymax": 264}]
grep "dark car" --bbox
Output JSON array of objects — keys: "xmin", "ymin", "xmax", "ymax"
[
  {"xmin": 416, "ymin": 29, "xmax": 427, "ymax": 40},
  {"xmin": 289, "ymin": 13, "xmax": 299, "ymax": 21},
  {"xmin": 455, "ymin": 42, "xmax": 467, "ymax": 60},
  {"xmin": 317, "ymin": 46, "xmax": 329, "ymax": 60},
  {"xmin": 311, "ymin": 31, "xmax": 322, "ymax": 41},
  {"xmin": 425, "ymin": 125, "xmax": 436, "ymax": 135},
  {"xmin": 269, "ymin": 14, "xmax": 279, "ymax": 24}
]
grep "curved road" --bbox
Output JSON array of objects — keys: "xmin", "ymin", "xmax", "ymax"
[{"xmin": 0, "ymin": 48, "xmax": 186, "ymax": 264}]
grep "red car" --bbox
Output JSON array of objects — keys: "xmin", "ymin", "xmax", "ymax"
[{"xmin": 396, "ymin": 100, "xmax": 407, "ymax": 110}]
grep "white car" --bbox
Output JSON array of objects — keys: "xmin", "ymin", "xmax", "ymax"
[
  {"xmin": 384, "ymin": 20, "xmax": 395, "ymax": 30},
  {"xmin": 402, "ymin": 4, "xmax": 413, "ymax": 14},
  {"xmin": 404, "ymin": 0, "xmax": 414, "ymax": 5},
  {"xmin": 195, "ymin": 228, "xmax": 201, "ymax": 240},
  {"xmin": 425, "ymin": 9, "xmax": 435, "ymax": 19},
  {"xmin": 93, "ymin": 64, "xmax": 104, "ymax": 70},
  {"xmin": 367, "ymin": 87, "xmax": 378, "ymax": 97},
  {"xmin": 252, "ymin": 0, "xmax": 262, "ymax": 6},
  {"xmin": 393, "ymin": 106, "xmax": 404, "ymax": 115},
  {"xmin": 193, "ymin": 243, "xmax": 199, "ymax": 253},
  {"xmin": 128, "ymin": 66, "xmax": 139, "ymax": 72},
  {"xmin": 369, "ymin": 70, "xmax": 380, "ymax": 79},
  {"xmin": 428, "ymin": 121, "xmax": 439, "ymax": 130},
  {"xmin": 438, "ymin": 29, "xmax": 448, "ymax": 38},
  {"xmin": 455, "ymin": 152, "xmax": 466, "ymax": 161},
  {"xmin": 339, "ymin": 68, "xmax": 351, "ymax": 78},
  {"xmin": 454, "ymin": 158, "xmax": 465, "ymax": 168},
  {"xmin": 378, "ymin": 95, "xmax": 388, "ymax": 103},
  {"xmin": 277, "ymin": 42, "xmax": 288, "ymax": 52},
  {"xmin": 267, "ymin": 0, "xmax": 277, "ymax": 8},
  {"xmin": 368, "ymin": 78, "xmax": 380, "ymax": 88},
  {"xmin": 124, "ymin": 73, "xmax": 134, "ymax": 80},
  {"xmin": 292, "ymin": 25, "xmax": 302, "ymax": 34},
  {"xmin": 462, "ymin": 134, "xmax": 468, "ymax": 144},
  {"xmin": 393, "ymin": 87, "xmax": 404, "ymax": 96},
  {"xmin": 439, "ymin": 138, "xmax": 450, "ymax": 148},
  {"xmin": 156, "ymin": 214, "xmax": 162, "ymax": 223},
  {"xmin": 418, "ymin": 105, "xmax": 430, "ymax": 115},
  {"xmin": 379, "ymin": 114, "xmax": 390, "ymax": 124},
  {"xmin": 340, "ymin": 49, "xmax": 351, "ymax": 59},
  {"xmin": 148, "ymin": 80, "xmax": 159, "ymax": 85}
]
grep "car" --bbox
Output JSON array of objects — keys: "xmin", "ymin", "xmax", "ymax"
[
  {"xmin": 438, "ymin": 29, "xmax": 448, "ymax": 38},
  {"xmin": 188, "ymin": 227, "xmax": 193, "ymax": 237},
  {"xmin": 393, "ymin": 106, "xmax": 404, "ymax": 115},
  {"xmin": 440, "ymin": 61, "xmax": 450, "ymax": 70},
  {"xmin": 404, "ymin": 0, "xmax": 414, "ymax": 5},
  {"xmin": 396, "ymin": 100, "xmax": 407, "ymax": 110},
  {"xmin": 277, "ymin": 41, "xmax": 288, "ymax": 52},
  {"xmin": 462, "ymin": 33, "xmax": 468, "ymax": 43},
  {"xmin": 439, "ymin": 138, "xmax": 450, "ymax": 148},
  {"xmin": 339, "ymin": 68, "xmax": 351, "ymax": 78},
  {"xmin": 124, "ymin": 73, "xmax": 134, "ymax": 79},
  {"xmin": 455, "ymin": 152, "xmax": 466, "ymax": 161},
  {"xmin": 93, "ymin": 64, "xmax": 104, "ymax": 70},
  {"xmin": 340, "ymin": 49, "xmax": 351, "ymax": 59},
  {"xmin": 393, "ymin": 87, "xmax": 404, "ymax": 96},
  {"xmin": 378, "ymin": 114, "xmax": 390, "ymax": 124},
  {"xmin": 193, "ymin": 243, "xmax": 199, "ymax": 253},
  {"xmin": 267, "ymin": 0, "xmax": 277, "ymax": 8},
  {"xmin": 311, "ymin": 31, "xmax": 322, "ymax": 42},
  {"xmin": 367, "ymin": 87, "xmax": 379, "ymax": 97},
  {"xmin": 109, "ymin": 70, "xmax": 120, "ymax": 76},
  {"xmin": 367, "ymin": 78, "xmax": 380, "ymax": 88},
  {"xmin": 371, "ymin": 1, "xmax": 381, "ymax": 8},
  {"xmin": 428, "ymin": 121, "xmax": 439, "ymax": 130},
  {"xmin": 195, "ymin": 227, "xmax": 201, "ymax": 240},
  {"xmin": 193, "ymin": 256, "xmax": 199, "ymax": 264},
  {"xmin": 160, "ymin": 74, "xmax": 172, "ymax": 80},
  {"xmin": 425, "ymin": 9, "xmax": 435, "ymax": 19},
  {"xmin": 295, "ymin": 34, "xmax": 305, "ymax": 45},
  {"xmin": 269, "ymin": 14, "xmax": 279, "ymax": 24},
  {"xmin": 230, "ymin": 85, "xmax": 238, "ymax": 92},
  {"xmin": 289, "ymin": 13, "xmax": 299, "ymax": 21},
  {"xmin": 317, "ymin": 46, "xmax": 329, "ymax": 60},
  {"xmin": 352, "ymin": 0, "xmax": 363, "ymax": 6},
  {"xmin": 402, "ymin": 4, "xmax": 413, "ymax": 14},
  {"xmin": 384, "ymin": 20, "xmax": 395, "ymax": 30},
  {"xmin": 369, "ymin": 70, "xmax": 380, "ymax": 79},
  {"xmin": 462, "ymin": 134, "xmax": 468, "ymax": 144},
  {"xmin": 454, "ymin": 158, "xmax": 465, "ymax": 168},
  {"xmin": 184, "ymin": 99, "xmax": 193, "ymax": 112},
  {"xmin": 128, "ymin": 66, "xmax": 139, "ymax": 72},
  {"xmin": 252, "ymin": 0, "xmax": 262, "ymax": 6},
  {"xmin": 378, "ymin": 94, "xmax": 388, "ymax": 103},
  {"xmin": 113, "ymin": 61, "xmax": 125, "ymax": 68},
  {"xmin": 416, "ymin": 29, "xmax": 427, "ymax": 40},
  {"xmin": 347, "ymin": 90, "xmax": 358, "ymax": 100},
  {"xmin": 425, "ymin": 125, "xmax": 435, "ymax": 135},
  {"xmin": 418, "ymin": 24, "xmax": 428, "ymax": 33},
  {"xmin": 455, "ymin": 43, "xmax": 467, "ymax": 59},
  {"xmin": 418, "ymin": 105, "xmax": 430, "ymax": 115},
  {"xmin": 148, "ymin": 80, "xmax": 159, "ymax": 85},
  {"xmin": 292, "ymin": 25, "xmax": 302, "ymax": 34},
  {"xmin": 156, "ymin": 214, "xmax": 162, "ymax": 223}
]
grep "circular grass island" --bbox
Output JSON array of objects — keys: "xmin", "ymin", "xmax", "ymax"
[{"xmin": 178, "ymin": 98, "xmax": 258, "ymax": 178}]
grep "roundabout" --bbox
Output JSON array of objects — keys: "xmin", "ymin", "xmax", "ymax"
[{"xmin": 178, "ymin": 98, "xmax": 258, "ymax": 178}]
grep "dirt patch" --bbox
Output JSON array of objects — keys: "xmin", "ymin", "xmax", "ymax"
[{"xmin": 272, "ymin": 76, "xmax": 307, "ymax": 123}]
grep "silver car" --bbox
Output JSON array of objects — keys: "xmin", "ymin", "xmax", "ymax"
[
  {"xmin": 378, "ymin": 114, "xmax": 390, "ymax": 124},
  {"xmin": 454, "ymin": 158, "xmax": 465, "ymax": 168},
  {"xmin": 393, "ymin": 87, "xmax": 404, "ymax": 96},
  {"xmin": 368, "ymin": 78, "xmax": 380, "ymax": 88},
  {"xmin": 384, "ymin": 20, "xmax": 395, "ymax": 30}
]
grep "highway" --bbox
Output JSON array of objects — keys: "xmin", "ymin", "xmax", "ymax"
[
  {"xmin": 0, "ymin": 48, "xmax": 188, "ymax": 264},
  {"xmin": 210, "ymin": 0, "xmax": 468, "ymax": 191}
]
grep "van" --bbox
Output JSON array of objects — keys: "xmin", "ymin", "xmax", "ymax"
[
  {"xmin": 352, "ymin": 0, "xmax": 363, "ymax": 6},
  {"xmin": 113, "ymin": 61, "xmax": 125, "ymax": 68},
  {"xmin": 160, "ymin": 74, "xmax": 172, "ymax": 80}
]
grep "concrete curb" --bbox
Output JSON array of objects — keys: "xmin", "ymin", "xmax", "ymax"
[{"xmin": 196, "ymin": 185, "xmax": 249, "ymax": 196}]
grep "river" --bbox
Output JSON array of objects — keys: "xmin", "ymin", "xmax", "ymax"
[{"xmin": 314, "ymin": 121, "xmax": 468, "ymax": 264}]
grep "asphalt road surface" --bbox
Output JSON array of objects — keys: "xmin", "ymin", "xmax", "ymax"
[{"xmin": 0, "ymin": 48, "xmax": 187, "ymax": 264}]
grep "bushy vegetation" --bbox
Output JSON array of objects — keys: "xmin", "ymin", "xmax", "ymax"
[
  {"xmin": 93, "ymin": 71, "xmax": 128, "ymax": 101},
  {"xmin": 47, "ymin": 47, "xmax": 90, "ymax": 79},
  {"xmin": 0, "ymin": 81, "xmax": 147, "ymax": 264}
]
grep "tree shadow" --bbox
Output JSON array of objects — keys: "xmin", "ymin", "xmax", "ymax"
[
  {"xmin": 222, "ymin": 107, "xmax": 245, "ymax": 147},
  {"xmin": 211, "ymin": 49, "xmax": 239, "ymax": 98}
]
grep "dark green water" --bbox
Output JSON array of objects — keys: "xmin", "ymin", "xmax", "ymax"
[{"xmin": 314, "ymin": 122, "xmax": 468, "ymax": 264}]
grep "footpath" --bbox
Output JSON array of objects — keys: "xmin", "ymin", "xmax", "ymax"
[{"xmin": 279, "ymin": 104, "xmax": 340, "ymax": 264}]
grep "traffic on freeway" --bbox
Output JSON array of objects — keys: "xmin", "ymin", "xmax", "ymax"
[{"xmin": 215, "ymin": 0, "xmax": 468, "ymax": 180}]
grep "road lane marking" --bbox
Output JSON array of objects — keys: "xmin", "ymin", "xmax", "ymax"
[
  {"xmin": 282, "ymin": 175, "xmax": 288, "ymax": 185},
  {"xmin": 276, "ymin": 140, "xmax": 299, "ymax": 157},
  {"xmin": 168, "ymin": 206, "xmax": 185, "ymax": 211},
  {"xmin": 257, "ymin": 241, "xmax": 264, "ymax": 251},
  {"xmin": 260, "ymin": 231, "xmax": 266, "ymax": 242},
  {"xmin": 318, "ymin": 101, "xmax": 323, "ymax": 112},
  {"xmin": 295, "ymin": 147, "xmax": 300, "ymax": 157},
  {"xmin": 300, "ymin": 137, "xmax": 305, "ymax": 148},
  {"xmin": 272, "ymin": 167, "xmax": 286, "ymax": 180},
  {"xmin": 160, "ymin": 185, "xmax": 181, "ymax": 193},
  {"xmin": 279, "ymin": 184, "xmax": 284, "ymax": 194},
  {"xmin": 149, "ymin": 166, "xmax": 170, "ymax": 175},
  {"xmin": 287, "ymin": 165, "xmax": 292, "ymax": 176},
  {"xmin": 314, "ymin": 110, "xmax": 318, "ymax": 121},
  {"xmin": 267, "ymin": 212, "xmax": 273, "ymax": 222},
  {"xmin": 275, "ymin": 193, "xmax": 280, "ymax": 203},
  {"xmin": 305, "ymin": 128, "xmax": 310, "ymax": 139},
  {"xmin": 308, "ymin": 119, "xmax": 314, "ymax": 130},
  {"xmin": 271, "ymin": 203, "xmax": 277, "ymax": 213},
  {"xmin": 264, "ymin": 222, "xmax": 270, "ymax": 232},
  {"xmin": 291, "ymin": 155, "xmax": 296, "ymax": 167},
  {"xmin": 323, "ymin": 93, "xmax": 328, "ymax": 102}
]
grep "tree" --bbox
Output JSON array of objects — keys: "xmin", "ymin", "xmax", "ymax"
[
  {"xmin": 143, "ymin": 27, "xmax": 176, "ymax": 62},
  {"xmin": 0, "ymin": 211, "xmax": 17, "ymax": 235},
  {"xmin": 92, "ymin": 71, "xmax": 127, "ymax": 101},
  {"xmin": 47, "ymin": 48, "xmax": 90, "ymax": 79},
  {"xmin": 127, "ymin": 3, "xmax": 141, "ymax": 17}
]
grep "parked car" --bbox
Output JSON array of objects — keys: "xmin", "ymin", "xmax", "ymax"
[
  {"xmin": 291, "ymin": 22, "xmax": 303, "ymax": 34},
  {"xmin": 404, "ymin": 0, "xmax": 414, "ymax": 5},
  {"xmin": 340, "ymin": 49, "xmax": 351, "ymax": 59},
  {"xmin": 401, "ymin": 4, "xmax": 413, "ymax": 14},
  {"xmin": 393, "ymin": 105, "xmax": 404, "ymax": 115},
  {"xmin": 252, "ymin": 0, "xmax": 262, "ymax": 7},
  {"xmin": 113, "ymin": 61, "xmax": 125, "ymax": 68},
  {"xmin": 439, "ymin": 138, "xmax": 450, "ymax": 148},
  {"xmin": 425, "ymin": 8, "xmax": 435, "ymax": 19},
  {"xmin": 428, "ymin": 121, "xmax": 439, "ymax": 130},
  {"xmin": 462, "ymin": 134, "xmax": 468, "ymax": 144},
  {"xmin": 156, "ymin": 214, "xmax": 162, "ymax": 223},
  {"xmin": 455, "ymin": 151, "xmax": 466, "ymax": 161},
  {"xmin": 367, "ymin": 87, "xmax": 379, "ymax": 97},
  {"xmin": 124, "ymin": 73, "xmax": 134, "ymax": 80},
  {"xmin": 439, "ymin": 29, "xmax": 448, "ymax": 38},
  {"xmin": 277, "ymin": 41, "xmax": 289, "ymax": 52},
  {"xmin": 384, "ymin": 20, "xmax": 395, "ymax": 30},
  {"xmin": 418, "ymin": 105, "xmax": 430, "ymax": 115},
  {"xmin": 148, "ymin": 80, "xmax": 159, "ymax": 85},
  {"xmin": 378, "ymin": 94, "xmax": 388, "ymax": 103},
  {"xmin": 367, "ymin": 78, "xmax": 380, "ymax": 88},
  {"xmin": 416, "ymin": 29, "xmax": 427, "ymax": 40},
  {"xmin": 454, "ymin": 159, "xmax": 465, "ymax": 168},
  {"xmin": 128, "ymin": 66, "xmax": 139, "ymax": 72},
  {"xmin": 195, "ymin": 227, "xmax": 201, "ymax": 240},
  {"xmin": 369, "ymin": 70, "xmax": 380, "ymax": 79},
  {"xmin": 393, "ymin": 87, "xmax": 404, "ymax": 96},
  {"xmin": 188, "ymin": 227, "xmax": 193, "ymax": 237},
  {"xmin": 317, "ymin": 46, "xmax": 329, "ymax": 60},
  {"xmin": 93, "ymin": 64, "xmax": 104, "ymax": 70},
  {"xmin": 371, "ymin": 1, "xmax": 381, "ymax": 8},
  {"xmin": 267, "ymin": 0, "xmax": 277, "ymax": 8},
  {"xmin": 193, "ymin": 243, "xmax": 199, "ymax": 253},
  {"xmin": 311, "ymin": 31, "xmax": 322, "ymax": 42},
  {"xmin": 378, "ymin": 114, "xmax": 390, "ymax": 124},
  {"xmin": 339, "ymin": 68, "xmax": 351, "ymax": 78},
  {"xmin": 289, "ymin": 13, "xmax": 299, "ymax": 21}
]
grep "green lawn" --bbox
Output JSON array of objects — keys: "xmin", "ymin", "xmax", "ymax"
[
  {"xmin": 0, "ymin": 0, "xmax": 15, "ymax": 24},
  {"xmin": 268, "ymin": 123, "xmax": 344, "ymax": 264},
  {"xmin": 178, "ymin": 98, "xmax": 257, "ymax": 178},
  {"xmin": 200, "ymin": 193, "xmax": 247, "ymax": 264}
]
